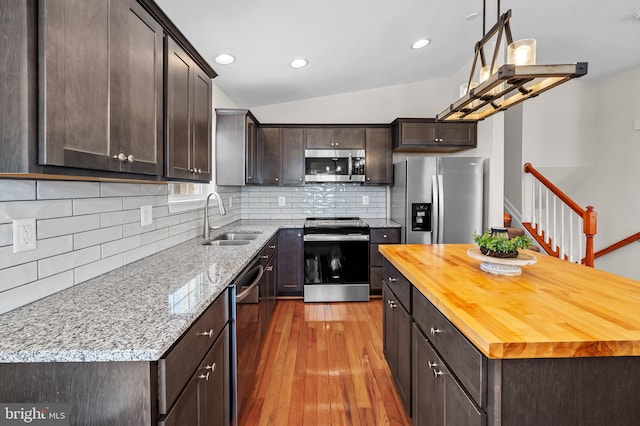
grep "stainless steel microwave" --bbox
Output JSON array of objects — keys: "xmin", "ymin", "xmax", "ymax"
[{"xmin": 304, "ymin": 149, "xmax": 365, "ymax": 183}]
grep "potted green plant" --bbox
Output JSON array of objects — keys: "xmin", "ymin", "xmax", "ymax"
[{"xmin": 472, "ymin": 228, "xmax": 532, "ymax": 258}]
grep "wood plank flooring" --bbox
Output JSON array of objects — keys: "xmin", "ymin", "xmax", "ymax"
[{"xmin": 240, "ymin": 300, "xmax": 411, "ymax": 426}]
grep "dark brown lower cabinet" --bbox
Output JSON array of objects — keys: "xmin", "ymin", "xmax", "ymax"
[
  {"xmin": 383, "ymin": 282, "xmax": 412, "ymax": 414},
  {"xmin": 369, "ymin": 228, "xmax": 400, "ymax": 295},
  {"xmin": 412, "ymin": 324, "xmax": 485, "ymax": 426},
  {"xmin": 277, "ymin": 229, "xmax": 303, "ymax": 296}
]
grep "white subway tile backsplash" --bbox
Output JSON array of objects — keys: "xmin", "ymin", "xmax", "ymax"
[
  {"xmin": 74, "ymin": 225, "xmax": 123, "ymax": 250},
  {"xmin": 156, "ymin": 233, "xmax": 186, "ymax": 252},
  {"xmin": 122, "ymin": 196, "xmax": 156, "ymax": 210},
  {"xmin": 141, "ymin": 184, "xmax": 168, "ymax": 196},
  {"xmin": 152, "ymin": 206, "xmax": 169, "ymax": 219},
  {"xmin": 0, "ymin": 262, "xmax": 38, "ymax": 292},
  {"xmin": 0, "ymin": 180, "xmax": 36, "ymax": 201},
  {"xmin": 0, "ymin": 271, "xmax": 74, "ymax": 315},
  {"xmin": 156, "ymin": 215, "xmax": 180, "ymax": 229},
  {"xmin": 73, "ymin": 197, "xmax": 122, "ymax": 215},
  {"xmin": 37, "ymin": 214, "xmax": 101, "ymax": 239},
  {"xmin": 101, "ymin": 235, "xmax": 141, "ymax": 258},
  {"xmin": 74, "ymin": 254, "xmax": 123, "ymax": 285},
  {"xmin": 122, "ymin": 221, "xmax": 156, "ymax": 238},
  {"xmin": 124, "ymin": 243, "xmax": 156, "ymax": 265},
  {"xmin": 38, "ymin": 246, "xmax": 101, "ymax": 279},
  {"xmin": 0, "ymin": 200, "xmax": 73, "ymax": 222},
  {"xmin": 37, "ymin": 181, "xmax": 100, "ymax": 200},
  {"xmin": 100, "ymin": 209, "xmax": 139, "ymax": 227},
  {"xmin": 100, "ymin": 182, "xmax": 141, "ymax": 197},
  {"xmin": 0, "ymin": 224, "xmax": 12, "ymax": 246},
  {"xmin": 0, "ymin": 235, "xmax": 73, "ymax": 270},
  {"xmin": 141, "ymin": 228, "xmax": 169, "ymax": 245},
  {"xmin": 155, "ymin": 195, "xmax": 168, "ymax": 206}
]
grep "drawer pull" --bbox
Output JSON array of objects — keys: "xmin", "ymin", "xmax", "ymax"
[
  {"xmin": 389, "ymin": 301, "xmax": 398, "ymax": 309},
  {"xmin": 200, "ymin": 329, "xmax": 214, "ymax": 338},
  {"xmin": 428, "ymin": 361, "xmax": 438, "ymax": 369},
  {"xmin": 388, "ymin": 277, "xmax": 397, "ymax": 283},
  {"xmin": 430, "ymin": 327, "xmax": 442, "ymax": 335},
  {"xmin": 269, "ymin": 245, "xmax": 276, "ymax": 249},
  {"xmin": 260, "ymin": 255, "xmax": 269, "ymax": 259},
  {"xmin": 205, "ymin": 363, "xmax": 216, "ymax": 373},
  {"xmin": 433, "ymin": 369, "xmax": 444, "ymax": 378},
  {"xmin": 199, "ymin": 372, "xmax": 210, "ymax": 381},
  {"xmin": 383, "ymin": 234, "xmax": 388, "ymax": 238},
  {"xmin": 265, "ymin": 266, "xmax": 274, "ymax": 271}
]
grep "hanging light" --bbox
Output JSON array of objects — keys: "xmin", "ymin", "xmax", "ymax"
[{"xmin": 437, "ymin": 3, "xmax": 587, "ymax": 122}]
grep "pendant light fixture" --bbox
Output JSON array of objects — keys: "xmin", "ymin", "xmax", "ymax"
[{"xmin": 437, "ymin": 1, "xmax": 588, "ymax": 122}]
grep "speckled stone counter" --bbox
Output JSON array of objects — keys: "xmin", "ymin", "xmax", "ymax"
[
  {"xmin": 0, "ymin": 221, "xmax": 300, "ymax": 363},
  {"xmin": 364, "ymin": 219, "xmax": 400, "ymax": 228}
]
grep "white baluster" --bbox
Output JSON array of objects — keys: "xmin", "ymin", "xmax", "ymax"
[
  {"xmin": 569, "ymin": 214, "xmax": 574, "ymax": 262},
  {"xmin": 545, "ymin": 189, "xmax": 550, "ymax": 244},
  {"xmin": 560, "ymin": 204, "xmax": 565, "ymax": 260},
  {"xmin": 553, "ymin": 195, "xmax": 557, "ymax": 253},
  {"xmin": 538, "ymin": 182, "xmax": 543, "ymax": 237}
]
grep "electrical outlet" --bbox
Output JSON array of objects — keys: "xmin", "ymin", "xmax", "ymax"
[
  {"xmin": 362, "ymin": 195, "xmax": 369, "ymax": 205},
  {"xmin": 12, "ymin": 218, "xmax": 37, "ymax": 253},
  {"xmin": 140, "ymin": 205, "xmax": 153, "ymax": 227},
  {"xmin": 278, "ymin": 196, "xmax": 286, "ymax": 207}
]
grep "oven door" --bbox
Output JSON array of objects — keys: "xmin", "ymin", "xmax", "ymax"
[{"xmin": 303, "ymin": 233, "xmax": 370, "ymax": 302}]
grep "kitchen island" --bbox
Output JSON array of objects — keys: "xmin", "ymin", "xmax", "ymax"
[{"xmin": 379, "ymin": 243, "xmax": 640, "ymax": 426}]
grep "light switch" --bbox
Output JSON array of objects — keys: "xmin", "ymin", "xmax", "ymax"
[
  {"xmin": 140, "ymin": 205, "xmax": 152, "ymax": 226},
  {"xmin": 362, "ymin": 195, "xmax": 369, "ymax": 205},
  {"xmin": 278, "ymin": 196, "xmax": 286, "ymax": 207}
]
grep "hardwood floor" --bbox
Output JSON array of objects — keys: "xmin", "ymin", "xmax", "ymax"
[{"xmin": 240, "ymin": 300, "xmax": 411, "ymax": 426}]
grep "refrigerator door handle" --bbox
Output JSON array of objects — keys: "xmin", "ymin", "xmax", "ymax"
[
  {"xmin": 437, "ymin": 174, "xmax": 445, "ymax": 244},
  {"xmin": 432, "ymin": 175, "xmax": 439, "ymax": 244}
]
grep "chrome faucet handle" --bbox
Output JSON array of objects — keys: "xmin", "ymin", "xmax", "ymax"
[{"xmin": 203, "ymin": 192, "xmax": 227, "ymax": 239}]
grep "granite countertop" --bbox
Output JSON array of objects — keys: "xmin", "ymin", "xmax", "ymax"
[{"xmin": 0, "ymin": 221, "xmax": 298, "ymax": 363}]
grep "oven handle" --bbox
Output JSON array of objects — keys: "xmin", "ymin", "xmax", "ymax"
[{"xmin": 304, "ymin": 234, "xmax": 370, "ymax": 242}]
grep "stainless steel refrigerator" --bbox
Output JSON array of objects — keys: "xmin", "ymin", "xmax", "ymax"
[{"xmin": 391, "ymin": 157, "xmax": 484, "ymax": 244}]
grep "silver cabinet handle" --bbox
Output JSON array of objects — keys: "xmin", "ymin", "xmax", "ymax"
[
  {"xmin": 428, "ymin": 361, "xmax": 438, "ymax": 369},
  {"xmin": 335, "ymin": 142, "xmax": 339, "ymax": 146},
  {"xmin": 197, "ymin": 168, "xmax": 202, "ymax": 173},
  {"xmin": 205, "ymin": 363, "xmax": 216, "ymax": 373},
  {"xmin": 433, "ymin": 370, "xmax": 444, "ymax": 378},
  {"xmin": 265, "ymin": 266, "xmax": 274, "ymax": 271},
  {"xmin": 260, "ymin": 255, "xmax": 269, "ymax": 259},
  {"xmin": 199, "ymin": 372, "xmax": 210, "ymax": 381},
  {"xmin": 367, "ymin": 177, "xmax": 371, "ymax": 181},
  {"xmin": 383, "ymin": 234, "xmax": 388, "ymax": 238},
  {"xmin": 296, "ymin": 234, "xmax": 301, "ymax": 237},
  {"xmin": 127, "ymin": 154, "xmax": 135, "ymax": 163},
  {"xmin": 275, "ymin": 177, "xmax": 279, "ymax": 182},
  {"xmin": 199, "ymin": 329, "xmax": 214, "ymax": 338},
  {"xmin": 269, "ymin": 245, "xmax": 276, "ymax": 249},
  {"xmin": 389, "ymin": 301, "xmax": 397, "ymax": 309},
  {"xmin": 113, "ymin": 153, "xmax": 126, "ymax": 162},
  {"xmin": 388, "ymin": 277, "xmax": 397, "ymax": 283},
  {"xmin": 299, "ymin": 178, "xmax": 303, "ymax": 181},
  {"xmin": 430, "ymin": 327, "xmax": 442, "ymax": 335}
]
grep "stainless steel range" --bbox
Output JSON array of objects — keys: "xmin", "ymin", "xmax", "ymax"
[{"xmin": 303, "ymin": 217, "xmax": 370, "ymax": 302}]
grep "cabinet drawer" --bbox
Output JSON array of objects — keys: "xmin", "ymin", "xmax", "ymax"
[
  {"xmin": 158, "ymin": 288, "xmax": 229, "ymax": 414},
  {"xmin": 258, "ymin": 235, "xmax": 278, "ymax": 265},
  {"xmin": 370, "ymin": 228, "xmax": 400, "ymax": 244},
  {"xmin": 382, "ymin": 259, "xmax": 411, "ymax": 313},
  {"xmin": 413, "ymin": 287, "xmax": 486, "ymax": 407}
]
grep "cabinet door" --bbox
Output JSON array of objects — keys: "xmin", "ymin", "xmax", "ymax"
[
  {"xmin": 245, "ymin": 116, "xmax": 258, "ymax": 184},
  {"xmin": 191, "ymin": 65, "xmax": 212, "ymax": 182},
  {"xmin": 201, "ymin": 326, "xmax": 230, "ymax": 426},
  {"xmin": 116, "ymin": 0, "xmax": 163, "ymax": 176},
  {"xmin": 165, "ymin": 37, "xmax": 194, "ymax": 180},
  {"xmin": 413, "ymin": 324, "xmax": 444, "ymax": 426},
  {"xmin": 257, "ymin": 128, "xmax": 281, "ymax": 185},
  {"xmin": 444, "ymin": 372, "xmax": 486, "ymax": 426},
  {"xmin": 277, "ymin": 229, "xmax": 303, "ymax": 296},
  {"xmin": 398, "ymin": 122, "xmax": 438, "ymax": 147},
  {"xmin": 365, "ymin": 128, "xmax": 392, "ymax": 184},
  {"xmin": 305, "ymin": 128, "xmax": 335, "ymax": 149},
  {"xmin": 382, "ymin": 283, "xmax": 396, "ymax": 371},
  {"xmin": 335, "ymin": 128, "xmax": 365, "ymax": 149},
  {"xmin": 159, "ymin": 371, "xmax": 200, "ymax": 426},
  {"xmin": 437, "ymin": 122, "xmax": 476, "ymax": 146},
  {"xmin": 397, "ymin": 301, "xmax": 412, "ymax": 413},
  {"xmin": 39, "ymin": 0, "xmax": 115, "ymax": 171},
  {"xmin": 280, "ymin": 128, "xmax": 305, "ymax": 185}
]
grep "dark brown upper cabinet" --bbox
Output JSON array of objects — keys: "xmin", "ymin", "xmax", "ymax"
[
  {"xmin": 392, "ymin": 118, "xmax": 476, "ymax": 152},
  {"xmin": 165, "ymin": 36, "xmax": 212, "ymax": 182},
  {"xmin": 215, "ymin": 109, "xmax": 258, "ymax": 186},
  {"xmin": 305, "ymin": 127, "xmax": 365, "ymax": 149},
  {"xmin": 364, "ymin": 127, "xmax": 392, "ymax": 185},
  {"xmin": 38, "ymin": 0, "xmax": 163, "ymax": 176},
  {"xmin": 280, "ymin": 128, "xmax": 305, "ymax": 186},
  {"xmin": 256, "ymin": 127, "xmax": 281, "ymax": 185}
]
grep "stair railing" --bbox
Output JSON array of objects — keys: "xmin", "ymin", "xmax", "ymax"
[
  {"xmin": 594, "ymin": 232, "xmax": 640, "ymax": 260},
  {"xmin": 522, "ymin": 163, "xmax": 597, "ymax": 267}
]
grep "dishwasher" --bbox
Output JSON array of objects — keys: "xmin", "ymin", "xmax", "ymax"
[{"xmin": 231, "ymin": 259, "xmax": 264, "ymax": 423}]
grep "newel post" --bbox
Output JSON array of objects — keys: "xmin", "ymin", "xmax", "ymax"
[{"xmin": 583, "ymin": 206, "xmax": 597, "ymax": 267}]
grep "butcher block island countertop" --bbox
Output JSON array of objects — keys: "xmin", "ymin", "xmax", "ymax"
[{"xmin": 379, "ymin": 243, "xmax": 640, "ymax": 359}]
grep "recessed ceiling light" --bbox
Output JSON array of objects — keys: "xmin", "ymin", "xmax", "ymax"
[
  {"xmin": 215, "ymin": 54, "xmax": 236, "ymax": 65},
  {"xmin": 465, "ymin": 12, "xmax": 479, "ymax": 21},
  {"xmin": 290, "ymin": 58, "xmax": 308, "ymax": 69},
  {"xmin": 411, "ymin": 39, "xmax": 431, "ymax": 50}
]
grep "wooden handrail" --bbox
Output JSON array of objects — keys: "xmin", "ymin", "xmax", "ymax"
[
  {"xmin": 594, "ymin": 232, "xmax": 640, "ymax": 259},
  {"xmin": 523, "ymin": 163, "xmax": 583, "ymax": 216},
  {"xmin": 523, "ymin": 163, "xmax": 597, "ymax": 267}
]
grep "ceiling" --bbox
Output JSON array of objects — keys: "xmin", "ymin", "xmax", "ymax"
[{"xmin": 155, "ymin": 0, "xmax": 640, "ymax": 108}]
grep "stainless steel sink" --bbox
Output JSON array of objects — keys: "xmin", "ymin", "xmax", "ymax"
[
  {"xmin": 202, "ymin": 239, "xmax": 252, "ymax": 246},
  {"xmin": 212, "ymin": 232, "xmax": 261, "ymax": 241}
]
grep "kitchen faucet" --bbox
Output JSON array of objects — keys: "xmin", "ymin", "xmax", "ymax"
[{"xmin": 203, "ymin": 192, "xmax": 226, "ymax": 240}]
